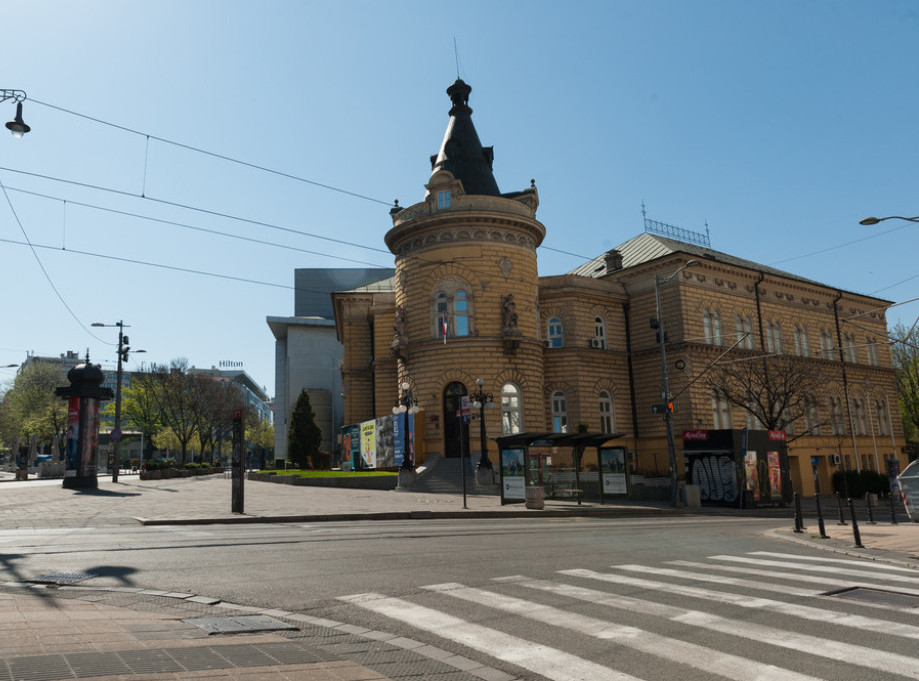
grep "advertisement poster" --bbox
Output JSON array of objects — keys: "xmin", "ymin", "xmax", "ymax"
[
  {"xmin": 65, "ymin": 396, "xmax": 80, "ymax": 477},
  {"xmin": 392, "ymin": 413, "xmax": 405, "ymax": 468},
  {"xmin": 375, "ymin": 417, "xmax": 394, "ymax": 468},
  {"xmin": 501, "ymin": 448, "xmax": 525, "ymax": 500},
  {"xmin": 599, "ymin": 447, "xmax": 627, "ymax": 495},
  {"xmin": 360, "ymin": 420, "xmax": 376, "ymax": 469},
  {"xmin": 340, "ymin": 424, "xmax": 359, "ymax": 471},
  {"xmin": 767, "ymin": 451, "xmax": 782, "ymax": 499},
  {"xmin": 744, "ymin": 451, "xmax": 759, "ymax": 501},
  {"xmin": 83, "ymin": 398, "xmax": 100, "ymax": 475}
]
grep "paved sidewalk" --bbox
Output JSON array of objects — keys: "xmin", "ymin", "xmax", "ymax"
[{"xmin": 0, "ymin": 473, "xmax": 916, "ymax": 681}]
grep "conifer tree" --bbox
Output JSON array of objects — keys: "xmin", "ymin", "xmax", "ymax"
[{"xmin": 288, "ymin": 389, "xmax": 321, "ymax": 468}]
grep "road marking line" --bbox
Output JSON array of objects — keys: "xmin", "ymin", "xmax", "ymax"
[
  {"xmin": 428, "ymin": 581, "xmax": 822, "ymax": 681},
  {"xmin": 708, "ymin": 555, "xmax": 919, "ymax": 585},
  {"xmin": 613, "ymin": 564, "xmax": 816, "ymax": 597},
  {"xmin": 514, "ymin": 575, "xmax": 919, "ymax": 679},
  {"xmin": 669, "ymin": 560, "xmax": 919, "ymax": 601},
  {"xmin": 573, "ymin": 568, "xmax": 919, "ymax": 640},
  {"xmin": 338, "ymin": 591, "xmax": 642, "ymax": 681},
  {"xmin": 749, "ymin": 551, "xmax": 919, "ymax": 573}
]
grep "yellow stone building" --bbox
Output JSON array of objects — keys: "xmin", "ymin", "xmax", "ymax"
[{"xmin": 332, "ymin": 78, "xmax": 907, "ymax": 499}]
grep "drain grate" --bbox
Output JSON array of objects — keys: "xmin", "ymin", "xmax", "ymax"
[
  {"xmin": 33, "ymin": 571, "xmax": 98, "ymax": 585},
  {"xmin": 183, "ymin": 615, "xmax": 298, "ymax": 635},
  {"xmin": 824, "ymin": 586, "xmax": 919, "ymax": 608}
]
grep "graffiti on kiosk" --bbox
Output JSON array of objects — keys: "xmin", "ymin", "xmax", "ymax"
[{"xmin": 689, "ymin": 455, "xmax": 738, "ymax": 503}]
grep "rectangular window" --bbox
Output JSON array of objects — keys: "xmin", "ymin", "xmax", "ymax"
[{"xmin": 437, "ymin": 190, "xmax": 451, "ymax": 210}]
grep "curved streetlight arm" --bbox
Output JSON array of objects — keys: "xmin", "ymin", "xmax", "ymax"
[{"xmin": 859, "ymin": 216, "xmax": 919, "ymax": 225}]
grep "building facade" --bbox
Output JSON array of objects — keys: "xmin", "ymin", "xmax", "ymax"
[{"xmin": 332, "ymin": 78, "xmax": 907, "ymax": 497}]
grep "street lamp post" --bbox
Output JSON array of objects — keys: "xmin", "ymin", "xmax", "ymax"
[
  {"xmin": 92, "ymin": 321, "xmax": 144, "ymax": 482},
  {"xmin": 859, "ymin": 216, "xmax": 919, "ymax": 225},
  {"xmin": 392, "ymin": 380, "xmax": 419, "ymax": 470},
  {"xmin": 652, "ymin": 260, "xmax": 699, "ymax": 507},
  {"xmin": 470, "ymin": 378, "xmax": 494, "ymax": 472},
  {"xmin": 0, "ymin": 90, "xmax": 30, "ymax": 137}
]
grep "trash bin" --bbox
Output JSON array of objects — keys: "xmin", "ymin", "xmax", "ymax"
[
  {"xmin": 525, "ymin": 485, "xmax": 545, "ymax": 510},
  {"xmin": 897, "ymin": 460, "xmax": 919, "ymax": 522}
]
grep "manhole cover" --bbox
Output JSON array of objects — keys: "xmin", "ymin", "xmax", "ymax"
[
  {"xmin": 34, "ymin": 571, "xmax": 98, "ymax": 585},
  {"xmin": 183, "ymin": 615, "xmax": 297, "ymax": 635},
  {"xmin": 824, "ymin": 587, "xmax": 919, "ymax": 608}
]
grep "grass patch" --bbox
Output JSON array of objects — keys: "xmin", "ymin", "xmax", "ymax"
[{"xmin": 262, "ymin": 469, "xmax": 397, "ymax": 477}]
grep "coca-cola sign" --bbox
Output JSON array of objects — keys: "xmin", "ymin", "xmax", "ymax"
[
  {"xmin": 683, "ymin": 430, "xmax": 709, "ymax": 441},
  {"xmin": 768, "ymin": 430, "xmax": 786, "ymax": 441}
]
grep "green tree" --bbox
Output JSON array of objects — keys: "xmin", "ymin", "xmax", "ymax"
[
  {"xmin": 103, "ymin": 379, "xmax": 163, "ymax": 461},
  {"xmin": 143, "ymin": 359, "xmax": 206, "ymax": 464},
  {"xmin": 0, "ymin": 362, "xmax": 69, "ymax": 456},
  {"xmin": 288, "ymin": 390, "xmax": 321, "ymax": 469}
]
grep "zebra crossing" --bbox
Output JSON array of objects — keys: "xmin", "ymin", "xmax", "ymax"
[{"xmin": 339, "ymin": 551, "xmax": 919, "ymax": 681}]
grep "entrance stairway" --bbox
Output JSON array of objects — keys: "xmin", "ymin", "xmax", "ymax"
[{"xmin": 408, "ymin": 456, "xmax": 499, "ymax": 495}]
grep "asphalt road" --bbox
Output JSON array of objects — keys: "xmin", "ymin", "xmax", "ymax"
[{"xmin": 3, "ymin": 515, "xmax": 917, "ymax": 681}]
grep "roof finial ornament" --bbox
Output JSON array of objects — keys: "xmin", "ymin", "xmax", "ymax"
[{"xmin": 447, "ymin": 78, "xmax": 472, "ymax": 115}]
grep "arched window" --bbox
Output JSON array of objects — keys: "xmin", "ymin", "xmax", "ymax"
[
  {"xmin": 594, "ymin": 316, "xmax": 607, "ymax": 349},
  {"xmin": 766, "ymin": 321, "xmax": 783, "ymax": 353},
  {"xmin": 876, "ymin": 398, "xmax": 890, "ymax": 436},
  {"xmin": 712, "ymin": 390, "xmax": 732, "ymax": 429},
  {"xmin": 598, "ymin": 391, "xmax": 614, "ymax": 433},
  {"xmin": 829, "ymin": 395, "xmax": 845, "ymax": 435},
  {"xmin": 804, "ymin": 394, "xmax": 820, "ymax": 435},
  {"xmin": 703, "ymin": 309, "xmax": 713, "ymax": 344},
  {"xmin": 432, "ymin": 279, "xmax": 473, "ymax": 338},
  {"xmin": 794, "ymin": 325, "xmax": 810, "ymax": 357},
  {"xmin": 551, "ymin": 391, "xmax": 568, "ymax": 433},
  {"xmin": 501, "ymin": 383, "xmax": 523, "ymax": 435},
  {"xmin": 735, "ymin": 315, "xmax": 754, "ymax": 349},
  {"xmin": 853, "ymin": 397, "xmax": 867, "ymax": 435},
  {"xmin": 712, "ymin": 311, "xmax": 722, "ymax": 346},
  {"xmin": 547, "ymin": 317, "xmax": 564, "ymax": 347}
]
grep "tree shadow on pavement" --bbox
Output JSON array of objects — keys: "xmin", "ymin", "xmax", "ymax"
[
  {"xmin": 84, "ymin": 565, "xmax": 138, "ymax": 586},
  {"xmin": 0, "ymin": 552, "xmax": 62, "ymax": 608},
  {"xmin": 72, "ymin": 488, "xmax": 142, "ymax": 497}
]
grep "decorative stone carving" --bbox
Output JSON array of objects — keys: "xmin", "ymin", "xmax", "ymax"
[
  {"xmin": 390, "ymin": 304, "xmax": 409, "ymax": 360},
  {"xmin": 499, "ymin": 256, "xmax": 512, "ymax": 279},
  {"xmin": 501, "ymin": 294, "xmax": 521, "ymax": 354}
]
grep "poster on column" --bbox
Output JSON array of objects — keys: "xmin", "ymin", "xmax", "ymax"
[
  {"xmin": 65, "ymin": 396, "xmax": 79, "ymax": 477},
  {"xmin": 375, "ymin": 417, "xmax": 394, "ymax": 468},
  {"xmin": 360, "ymin": 420, "xmax": 376, "ymax": 469},
  {"xmin": 599, "ymin": 447, "xmax": 627, "ymax": 495},
  {"xmin": 501, "ymin": 448, "xmax": 525, "ymax": 500},
  {"xmin": 83, "ymin": 398, "xmax": 100, "ymax": 475},
  {"xmin": 767, "ymin": 451, "xmax": 782, "ymax": 499},
  {"xmin": 392, "ymin": 413, "xmax": 405, "ymax": 468}
]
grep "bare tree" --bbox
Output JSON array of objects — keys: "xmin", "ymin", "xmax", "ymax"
[
  {"xmin": 890, "ymin": 322, "xmax": 919, "ymax": 442},
  {"xmin": 706, "ymin": 351, "xmax": 828, "ymax": 442}
]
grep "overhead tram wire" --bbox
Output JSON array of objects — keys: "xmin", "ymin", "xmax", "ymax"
[{"xmin": 2, "ymin": 185, "xmax": 389, "ymax": 269}]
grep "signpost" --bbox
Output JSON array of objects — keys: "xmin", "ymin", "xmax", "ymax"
[{"xmin": 231, "ymin": 408, "xmax": 244, "ymax": 514}]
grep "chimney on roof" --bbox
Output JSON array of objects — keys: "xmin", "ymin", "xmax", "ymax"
[{"xmin": 604, "ymin": 249, "xmax": 624, "ymax": 273}]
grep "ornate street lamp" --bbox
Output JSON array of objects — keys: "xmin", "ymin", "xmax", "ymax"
[
  {"xmin": 92, "ymin": 321, "xmax": 145, "ymax": 482},
  {"xmin": 652, "ymin": 259, "xmax": 699, "ymax": 507},
  {"xmin": 470, "ymin": 377, "xmax": 494, "ymax": 470},
  {"xmin": 0, "ymin": 90, "xmax": 31, "ymax": 137},
  {"xmin": 392, "ymin": 380, "xmax": 419, "ymax": 470}
]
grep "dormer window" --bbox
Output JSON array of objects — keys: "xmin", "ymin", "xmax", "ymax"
[{"xmin": 437, "ymin": 190, "xmax": 451, "ymax": 209}]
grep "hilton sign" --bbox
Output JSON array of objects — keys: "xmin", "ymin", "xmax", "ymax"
[{"xmin": 219, "ymin": 361, "xmax": 243, "ymax": 368}]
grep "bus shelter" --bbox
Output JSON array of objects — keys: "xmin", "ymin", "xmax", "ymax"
[{"xmin": 496, "ymin": 432, "xmax": 623, "ymax": 506}]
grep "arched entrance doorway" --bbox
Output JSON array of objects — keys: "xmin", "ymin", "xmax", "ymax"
[{"xmin": 442, "ymin": 381, "xmax": 469, "ymax": 458}]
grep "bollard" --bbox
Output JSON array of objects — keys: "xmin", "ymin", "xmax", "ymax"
[
  {"xmin": 865, "ymin": 494, "xmax": 876, "ymax": 524},
  {"xmin": 814, "ymin": 493, "xmax": 828, "ymax": 539},
  {"xmin": 847, "ymin": 498, "xmax": 864, "ymax": 548},
  {"xmin": 793, "ymin": 493, "xmax": 803, "ymax": 533},
  {"xmin": 836, "ymin": 491, "xmax": 847, "ymax": 525},
  {"xmin": 890, "ymin": 491, "xmax": 899, "ymax": 525}
]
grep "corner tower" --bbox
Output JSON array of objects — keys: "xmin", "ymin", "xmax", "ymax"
[{"xmin": 385, "ymin": 79, "xmax": 546, "ymax": 460}]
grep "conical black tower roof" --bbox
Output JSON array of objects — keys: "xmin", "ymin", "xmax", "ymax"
[{"xmin": 429, "ymin": 79, "xmax": 501, "ymax": 196}]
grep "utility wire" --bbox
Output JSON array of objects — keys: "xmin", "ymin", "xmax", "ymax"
[{"xmin": 0, "ymin": 175, "xmax": 111, "ymax": 344}]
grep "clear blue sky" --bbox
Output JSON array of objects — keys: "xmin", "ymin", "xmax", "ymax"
[{"xmin": 2, "ymin": 0, "xmax": 917, "ymax": 398}]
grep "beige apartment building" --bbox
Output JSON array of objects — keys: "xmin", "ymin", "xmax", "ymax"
[{"xmin": 332, "ymin": 78, "xmax": 907, "ymax": 498}]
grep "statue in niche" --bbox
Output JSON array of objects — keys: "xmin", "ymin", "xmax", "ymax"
[
  {"xmin": 501, "ymin": 294, "xmax": 521, "ymax": 354},
  {"xmin": 390, "ymin": 304, "xmax": 409, "ymax": 360}
]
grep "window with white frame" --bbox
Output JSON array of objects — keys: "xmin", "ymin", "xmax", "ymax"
[
  {"xmin": 766, "ymin": 321, "xmax": 783, "ymax": 353},
  {"xmin": 735, "ymin": 315, "xmax": 755, "ymax": 349},
  {"xmin": 594, "ymin": 316, "xmax": 607, "ymax": 349},
  {"xmin": 712, "ymin": 390, "xmax": 732, "ymax": 429},
  {"xmin": 432, "ymin": 279, "xmax": 473, "ymax": 339},
  {"xmin": 551, "ymin": 391, "xmax": 568, "ymax": 433},
  {"xmin": 598, "ymin": 391, "xmax": 614, "ymax": 433},
  {"xmin": 820, "ymin": 329, "xmax": 836, "ymax": 360},
  {"xmin": 829, "ymin": 395, "xmax": 845, "ymax": 435},
  {"xmin": 547, "ymin": 317, "xmax": 564, "ymax": 348},
  {"xmin": 794, "ymin": 325, "xmax": 810, "ymax": 357},
  {"xmin": 875, "ymin": 398, "xmax": 890, "ymax": 436},
  {"xmin": 501, "ymin": 383, "xmax": 523, "ymax": 435},
  {"xmin": 853, "ymin": 397, "xmax": 867, "ymax": 435},
  {"xmin": 804, "ymin": 394, "xmax": 820, "ymax": 435},
  {"xmin": 865, "ymin": 338, "xmax": 880, "ymax": 366},
  {"xmin": 844, "ymin": 334, "xmax": 858, "ymax": 363},
  {"xmin": 703, "ymin": 309, "xmax": 713, "ymax": 344},
  {"xmin": 713, "ymin": 311, "xmax": 723, "ymax": 346}
]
